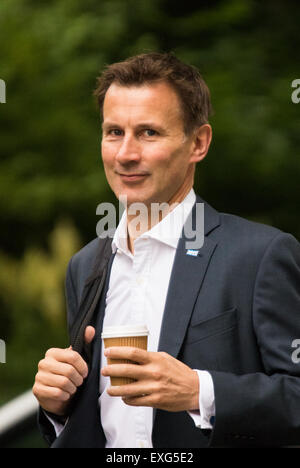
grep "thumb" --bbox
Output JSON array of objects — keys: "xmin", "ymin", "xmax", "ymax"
[{"xmin": 84, "ymin": 326, "xmax": 96, "ymax": 344}]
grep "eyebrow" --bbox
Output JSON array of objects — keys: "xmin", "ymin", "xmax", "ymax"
[{"xmin": 102, "ymin": 121, "xmax": 166, "ymax": 133}]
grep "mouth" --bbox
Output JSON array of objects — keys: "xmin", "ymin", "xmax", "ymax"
[{"xmin": 118, "ymin": 173, "xmax": 149, "ymax": 182}]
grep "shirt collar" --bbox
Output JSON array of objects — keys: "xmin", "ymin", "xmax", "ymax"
[{"xmin": 112, "ymin": 189, "xmax": 196, "ymax": 254}]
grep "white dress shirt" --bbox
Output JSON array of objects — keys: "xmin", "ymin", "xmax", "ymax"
[
  {"xmin": 100, "ymin": 188, "xmax": 215, "ymax": 448},
  {"xmin": 48, "ymin": 188, "xmax": 215, "ymax": 445}
]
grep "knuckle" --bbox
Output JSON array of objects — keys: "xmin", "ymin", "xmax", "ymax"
[
  {"xmin": 32, "ymin": 383, "xmax": 39, "ymax": 397},
  {"xmin": 153, "ymin": 382, "xmax": 161, "ymax": 393},
  {"xmin": 38, "ymin": 359, "xmax": 46, "ymax": 371},
  {"xmin": 61, "ymin": 376, "xmax": 70, "ymax": 389},
  {"xmin": 69, "ymin": 350, "xmax": 80, "ymax": 365},
  {"xmin": 53, "ymin": 388, "xmax": 68, "ymax": 401},
  {"xmin": 62, "ymin": 391, "xmax": 71, "ymax": 401},
  {"xmin": 152, "ymin": 393, "xmax": 160, "ymax": 405},
  {"xmin": 45, "ymin": 348, "xmax": 56, "ymax": 358},
  {"xmin": 151, "ymin": 369, "xmax": 162, "ymax": 381},
  {"xmin": 68, "ymin": 385, "xmax": 76, "ymax": 395},
  {"xmin": 77, "ymin": 375, "xmax": 84, "ymax": 385},
  {"xmin": 65, "ymin": 366, "xmax": 75, "ymax": 380},
  {"xmin": 71, "ymin": 384, "xmax": 78, "ymax": 395},
  {"xmin": 52, "ymin": 388, "xmax": 61, "ymax": 400},
  {"xmin": 130, "ymin": 348, "xmax": 140, "ymax": 361},
  {"xmin": 34, "ymin": 372, "xmax": 42, "ymax": 383},
  {"xmin": 66, "ymin": 363, "xmax": 83, "ymax": 384}
]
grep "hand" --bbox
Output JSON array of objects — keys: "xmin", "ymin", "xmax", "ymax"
[
  {"xmin": 32, "ymin": 326, "xmax": 95, "ymax": 416},
  {"xmin": 101, "ymin": 347, "xmax": 199, "ymax": 412}
]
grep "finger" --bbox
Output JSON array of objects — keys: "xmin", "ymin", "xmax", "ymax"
[
  {"xmin": 45, "ymin": 348, "xmax": 88, "ymax": 379},
  {"xmin": 33, "ymin": 382, "xmax": 70, "ymax": 403},
  {"xmin": 107, "ymin": 381, "xmax": 153, "ymax": 398},
  {"xmin": 104, "ymin": 346, "xmax": 150, "ymax": 364},
  {"xmin": 122, "ymin": 395, "xmax": 153, "ymax": 407},
  {"xmin": 36, "ymin": 371, "xmax": 77, "ymax": 395},
  {"xmin": 84, "ymin": 326, "xmax": 95, "ymax": 344},
  {"xmin": 39, "ymin": 357, "xmax": 86, "ymax": 386},
  {"xmin": 101, "ymin": 362, "xmax": 146, "ymax": 380}
]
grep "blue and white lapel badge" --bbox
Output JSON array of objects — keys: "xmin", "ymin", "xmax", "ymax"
[{"xmin": 186, "ymin": 249, "xmax": 199, "ymax": 257}]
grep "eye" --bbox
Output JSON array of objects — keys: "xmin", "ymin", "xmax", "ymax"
[
  {"xmin": 143, "ymin": 129, "xmax": 157, "ymax": 137},
  {"xmin": 109, "ymin": 129, "xmax": 123, "ymax": 136}
]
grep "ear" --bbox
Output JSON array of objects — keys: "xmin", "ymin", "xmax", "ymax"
[{"xmin": 189, "ymin": 124, "xmax": 212, "ymax": 164}]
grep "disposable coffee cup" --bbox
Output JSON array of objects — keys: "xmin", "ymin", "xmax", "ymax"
[{"xmin": 101, "ymin": 325, "xmax": 149, "ymax": 386}]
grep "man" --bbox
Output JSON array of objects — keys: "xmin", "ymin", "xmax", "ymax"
[{"xmin": 33, "ymin": 53, "xmax": 300, "ymax": 448}]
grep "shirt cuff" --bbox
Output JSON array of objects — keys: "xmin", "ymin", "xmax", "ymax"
[
  {"xmin": 187, "ymin": 370, "xmax": 215, "ymax": 429},
  {"xmin": 43, "ymin": 410, "xmax": 68, "ymax": 438}
]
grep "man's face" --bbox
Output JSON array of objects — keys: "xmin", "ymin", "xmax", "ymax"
[{"xmin": 101, "ymin": 81, "xmax": 196, "ymax": 208}]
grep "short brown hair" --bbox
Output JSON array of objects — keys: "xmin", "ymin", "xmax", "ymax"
[{"xmin": 94, "ymin": 52, "xmax": 212, "ymax": 135}]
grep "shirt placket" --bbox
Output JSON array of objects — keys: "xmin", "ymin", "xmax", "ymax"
[{"xmin": 131, "ymin": 238, "xmax": 152, "ymax": 447}]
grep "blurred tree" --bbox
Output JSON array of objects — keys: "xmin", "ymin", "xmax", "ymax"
[
  {"xmin": 0, "ymin": 220, "xmax": 80, "ymax": 403},
  {"xmin": 0, "ymin": 0, "xmax": 299, "ymax": 258}
]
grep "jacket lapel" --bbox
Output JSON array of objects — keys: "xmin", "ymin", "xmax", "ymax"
[
  {"xmin": 157, "ymin": 196, "xmax": 220, "ymax": 359},
  {"xmin": 153, "ymin": 197, "xmax": 220, "ymax": 429}
]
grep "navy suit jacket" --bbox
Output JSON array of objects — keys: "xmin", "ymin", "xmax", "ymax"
[{"xmin": 39, "ymin": 195, "xmax": 300, "ymax": 447}]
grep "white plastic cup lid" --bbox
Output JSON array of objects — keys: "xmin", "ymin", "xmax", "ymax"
[{"xmin": 101, "ymin": 324, "xmax": 149, "ymax": 339}]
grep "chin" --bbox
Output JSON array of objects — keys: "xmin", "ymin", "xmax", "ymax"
[{"xmin": 116, "ymin": 190, "xmax": 150, "ymax": 207}]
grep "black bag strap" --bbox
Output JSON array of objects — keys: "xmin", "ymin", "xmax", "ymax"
[{"xmin": 70, "ymin": 236, "xmax": 113, "ymax": 360}]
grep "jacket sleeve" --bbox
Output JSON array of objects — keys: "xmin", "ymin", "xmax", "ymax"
[
  {"xmin": 37, "ymin": 256, "xmax": 77, "ymax": 446},
  {"xmin": 208, "ymin": 233, "xmax": 300, "ymax": 447}
]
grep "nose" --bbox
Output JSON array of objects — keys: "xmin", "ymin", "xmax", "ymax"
[{"xmin": 116, "ymin": 134, "xmax": 141, "ymax": 165}]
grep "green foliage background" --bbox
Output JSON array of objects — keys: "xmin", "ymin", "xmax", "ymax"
[{"xmin": 0, "ymin": 0, "xmax": 299, "ymax": 419}]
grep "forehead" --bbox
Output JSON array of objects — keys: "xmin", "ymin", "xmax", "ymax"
[{"xmin": 102, "ymin": 82, "xmax": 183, "ymax": 124}]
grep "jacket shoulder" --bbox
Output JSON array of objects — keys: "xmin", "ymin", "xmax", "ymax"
[
  {"xmin": 218, "ymin": 212, "xmax": 299, "ymax": 259},
  {"xmin": 67, "ymin": 237, "xmax": 107, "ymax": 304},
  {"xmin": 71, "ymin": 237, "xmax": 100, "ymax": 271},
  {"xmin": 220, "ymin": 212, "xmax": 282, "ymax": 239}
]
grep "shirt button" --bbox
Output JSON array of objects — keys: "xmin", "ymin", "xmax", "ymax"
[{"xmin": 138, "ymin": 440, "xmax": 145, "ymax": 448}]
